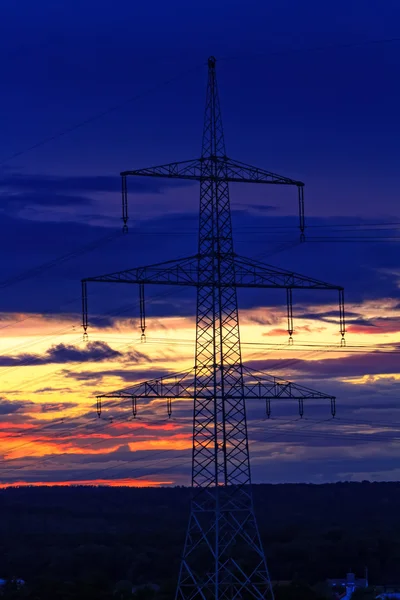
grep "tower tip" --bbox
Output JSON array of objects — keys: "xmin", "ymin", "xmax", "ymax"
[{"xmin": 208, "ymin": 56, "xmax": 216, "ymax": 68}]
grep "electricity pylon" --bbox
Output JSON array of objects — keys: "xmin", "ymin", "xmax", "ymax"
[{"xmin": 82, "ymin": 57, "xmax": 345, "ymax": 600}]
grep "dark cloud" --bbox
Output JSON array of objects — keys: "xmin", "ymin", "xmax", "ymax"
[
  {"xmin": 67, "ymin": 367, "xmax": 174, "ymax": 384},
  {"xmin": 295, "ymin": 309, "xmax": 362, "ymax": 324},
  {"xmin": 86, "ymin": 315, "xmax": 118, "ymax": 329},
  {"xmin": 295, "ymin": 311, "xmax": 400, "ymax": 336},
  {"xmin": 232, "ymin": 205, "xmax": 277, "ymax": 213},
  {"xmin": 245, "ymin": 313, "xmax": 282, "ymax": 326},
  {"xmin": 0, "ymin": 210, "xmax": 399, "ymax": 317},
  {"xmin": 1, "ymin": 444, "xmax": 190, "ymax": 485},
  {"xmin": 44, "ymin": 341, "xmax": 120, "ymax": 363},
  {"xmin": 0, "ymin": 399, "xmax": 33, "ymax": 415},
  {"xmin": 0, "ymin": 174, "xmax": 119, "ymax": 194},
  {"xmin": 0, "ymin": 172, "xmax": 194, "ymax": 197},
  {"xmin": 248, "ymin": 349, "xmax": 400, "ymax": 380},
  {"xmin": 0, "ymin": 191, "xmax": 95, "ymax": 208},
  {"xmin": 0, "ymin": 341, "xmax": 146, "ymax": 368},
  {"xmin": 33, "ymin": 386, "xmax": 73, "ymax": 394},
  {"xmin": 39, "ymin": 402, "xmax": 79, "ymax": 412},
  {"xmin": 347, "ymin": 317, "xmax": 400, "ymax": 335},
  {"xmin": 345, "ymin": 317, "xmax": 375, "ymax": 327},
  {"xmin": 0, "ymin": 172, "xmax": 196, "ymax": 220},
  {"xmin": 0, "ymin": 398, "xmax": 78, "ymax": 416}
]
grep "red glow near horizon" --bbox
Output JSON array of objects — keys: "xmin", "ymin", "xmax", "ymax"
[{"xmin": 0, "ymin": 478, "xmax": 174, "ymax": 489}]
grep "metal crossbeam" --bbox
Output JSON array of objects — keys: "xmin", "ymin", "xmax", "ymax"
[
  {"xmin": 83, "ymin": 255, "xmax": 199, "ymax": 286},
  {"xmin": 83, "ymin": 254, "xmax": 342, "ymax": 289},
  {"xmin": 83, "ymin": 56, "xmax": 345, "ymax": 600},
  {"xmin": 233, "ymin": 255, "xmax": 342, "ymax": 290},
  {"xmin": 97, "ymin": 368, "xmax": 335, "ymax": 402},
  {"xmin": 121, "ymin": 156, "xmax": 303, "ymax": 186},
  {"xmin": 96, "ymin": 367, "xmax": 336, "ymax": 420},
  {"xmin": 82, "ymin": 255, "xmax": 346, "ymax": 342}
]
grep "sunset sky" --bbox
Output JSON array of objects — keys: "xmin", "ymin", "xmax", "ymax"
[{"xmin": 2, "ymin": 0, "xmax": 400, "ymax": 487}]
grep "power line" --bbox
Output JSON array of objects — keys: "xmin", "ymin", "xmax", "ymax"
[
  {"xmin": 219, "ymin": 36, "xmax": 400, "ymax": 63},
  {"xmin": 2, "ymin": 409, "xmax": 189, "ymax": 472},
  {"xmin": 0, "ymin": 416, "xmax": 343, "ymax": 473},
  {"xmin": 0, "ymin": 240, "xmax": 300, "ymax": 384},
  {"xmin": 0, "ymin": 230, "xmax": 122, "ymax": 290},
  {"xmin": 2, "ymin": 44, "xmax": 400, "ymax": 494},
  {"xmin": 2, "ymin": 332, "xmax": 392, "ymax": 446},
  {"xmin": 2, "ymin": 35, "xmax": 400, "ymax": 168},
  {"xmin": 71, "ymin": 222, "xmax": 400, "ymax": 236},
  {"xmin": 0, "ymin": 64, "xmax": 202, "ymax": 166}
]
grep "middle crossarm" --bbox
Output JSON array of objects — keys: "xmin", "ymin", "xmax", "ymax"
[
  {"xmin": 82, "ymin": 254, "xmax": 342, "ymax": 290},
  {"xmin": 234, "ymin": 255, "xmax": 343, "ymax": 289},
  {"xmin": 81, "ymin": 255, "xmax": 346, "ymax": 341},
  {"xmin": 83, "ymin": 255, "xmax": 199, "ymax": 286}
]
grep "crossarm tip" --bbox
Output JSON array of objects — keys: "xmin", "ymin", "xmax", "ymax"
[{"xmin": 81, "ymin": 280, "xmax": 88, "ymax": 340}]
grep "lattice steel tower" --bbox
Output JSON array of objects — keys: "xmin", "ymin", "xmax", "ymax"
[{"xmin": 82, "ymin": 57, "xmax": 345, "ymax": 600}]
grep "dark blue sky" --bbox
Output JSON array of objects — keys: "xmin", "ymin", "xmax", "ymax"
[
  {"xmin": 2, "ymin": 0, "xmax": 400, "ymax": 203},
  {"xmin": 0, "ymin": 0, "xmax": 399, "ymax": 310}
]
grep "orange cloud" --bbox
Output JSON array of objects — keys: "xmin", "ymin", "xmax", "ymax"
[{"xmin": 1, "ymin": 295, "xmax": 400, "ymax": 486}]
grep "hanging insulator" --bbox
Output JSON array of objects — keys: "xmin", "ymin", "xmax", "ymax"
[
  {"xmin": 298, "ymin": 398, "xmax": 304, "ymax": 418},
  {"xmin": 298, "ymin": 185, "xmax": 305, "ymax": 242},
  {"xmin": 82, "ymin": 280, "xmax": 89, "ymax": 342},
  {"xmin": 331, "ymin": 398, "xmax": 336, "ymax": 418},
  {"xmin": 132, "ymin": 397, "xmax": 137, "ymax": 418},
  {"xmin": 287, "ymin": 288, "xmax": 294, "ymax": 344},
  {"xmin": 265, "ymin": 398, "xmax": 271, "ymax": 419},
  {"xmin": 339, "ymin": 288, "xmax": 346, "ymax": 346},
  {"xmin": 167, "ymin": 398, "xmax": 172, "ymax": 418},
  {"xmin": 139, "ymin": 284, "xmax": 146, "ymax": 342},
  {"xmin": 122, "ymin": 174, "xmax": 128, "ymax": 233},
  {"xmin": 96, "ymin": 397, "xmax": 102, "ymax": 417}
]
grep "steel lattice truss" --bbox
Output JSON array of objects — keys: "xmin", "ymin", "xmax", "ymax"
[
  {"xmin": 96, "ymin": 366, "xmax": 336, "ymax": 420},
  {"xmin": 83, "ymin": 253, "xmax": 342, "ymax": 290},
  {"xmin": 82, "ymin": 56, "xmax": 345, "ymax": 600},
  {"xmin": 121, "ymin": 157, "xmax": 303, "ymax": 184}
]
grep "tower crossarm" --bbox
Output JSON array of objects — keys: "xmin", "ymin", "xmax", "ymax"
[
  {"xmin": 121, "ymin": 156, "xmax": 303, "ymax": 186},
  {"xmin": 82, "ymin": 255, "xmax": 199, "ymax": 286},
  {"xmin": 218, "ymin": 157, "xmax": 304, "ymax": 186},
  {"xmin": 121, "ymin": 156, "xmax": 305, "ymax": 237},
  {"xmin": 95, "ymin": 366, "xmax": 336, "ymax": 419},
  {"xmin": 242, "ymin": 365, "xmax": 335, "ymax": 400},
  {"xmin": 81, "ymin": 254, "xmax": 346, "ymax": 343},
  {"xmin": 81, "ymin": 255, "xmax": 199, "ymax": 340},
  {"xmin": 122, "ymin": 158, "xmax": 202, "ymax": 180},
  {"xmin": 82, "ymin": 254, "xmax": 341, "ymax": 290},
  {"xmin": 234, "ymin": 255, "xmax": 346, "ymax": 343},
  {"xmin": 97, "ymin": 369, "xmax": 196, "ymax": 401},
  {"xmin": 234, "ymin": 255, "xmax": 342, "ymax": 290}
]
